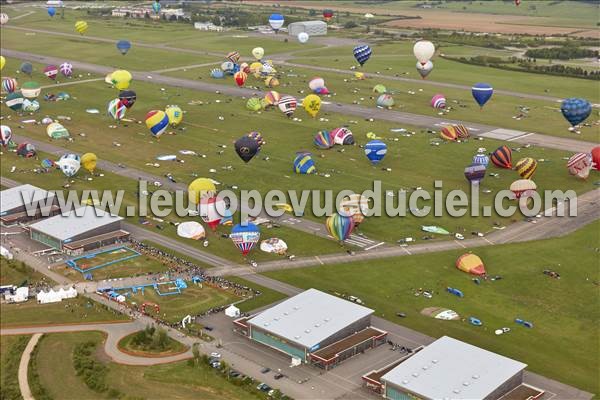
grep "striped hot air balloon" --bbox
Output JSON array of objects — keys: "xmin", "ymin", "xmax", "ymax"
[
  {"xmin": 464, "ymin": 163, "xmax": 486, "ymax": 185},
  {"xmin": 234, "ymin": 71, "xmax": 247, "ymax": 87},
  {"xmin": 331, "ymin": 127, "xmax": 354, "ymax": 145},
  {"xmin": 278, "ymin": 95, "xmax": 297, "ymax": 117},
  {"xmin": 108, "ymin": 98, "xmax": 126, "ymax": 120},
  {"xmin": 264, "ymin": 76, "xmax": 279, "ymax": 88},
  {"xmin": 440, "ymin": 126, "xmax": 458, "ymax": 141},
  {"xmin": 2, "ymin": 78, "xmax": 17, "ymax": 93},
  {"xmin": 246, "ymin": 97, "xmax": 262, "ymax": 112},
  {"xmin": 5, "ymin": 92, "xmax": 24, "ymax": 111},
  {"xmin": 264, "ymin": 91, "xmax": 281, "ymax": 106},
  {"xmin": 293, "ymin": 152, "xmax": 316, "ymax": 174},
  {"xmin": 472, "ymin": 153, "xmax": 490, "ymax": 167},
  {"xmin": 591, "ymin": 146, "xmax": 600, "ymax": 171},
  {"xmin": 567, "ymin": 152, "xmax": 593, "ymax": 180},
  {"xmin": 515, "ymin": 157, "xmax": 538, "ymax": 179},
  {"xmin": 455, "ymin": 125, "xmax": 470, "ymax": 139},
  {"xmin": 326, "ymin": 213, "xmax": 354, "ymax": 242},
  {"xmin": 75, "ymin": 20, "xmax": 88, "ymax": 35},
  {"xmin": 490, "ymin": 145, "xmax": 512, "ymax": 169},
  {"xmin": 210, "ymin": 69, "xmax": 224, "ymax": 79},
  {"xmin": 353, "ymin": 45, "xmax": 372, "ymax": 66},
  {"xmin": 230, "ymin": 223, "xmax": 261, "ymax": 256},
  {"xmin": 145, "ymin": 110, "xmax": 169, "ymax": 138},
  {"xmin": 59, "ymin": 62, "xmax": 73, "ymax": 77},
  {"xmin": 314, "ymin": 130, "xmax": 334, "ymax": 149},
  {"xmin": 21, "ymin": 81, "xmax": 41, "ymax": 99},
  {"xmin": 431, "ymin": 94, "xmax": 446, "ymax": 109},
  {"xmin": 43, "ymin": 65, "xmax": 58, "ymax": 80},
  {"xmin": 226, "ymin": 51, "xmax": 240, "ymax": 64}
]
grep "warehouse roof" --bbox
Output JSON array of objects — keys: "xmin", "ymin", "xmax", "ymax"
[
  {"xmin": 29, "ymin": 206, "xmax": 123, "ymax": 241},
  {"xmin": 248, "ymin": 288, "xmax": 373, "ymax": 349},
  {"xmin": 381, "ymin": 336, "xmax": 527, "ymax": 400},
  {"xmin": 288, "ymin": 20, "xmax": 327, "ymax": 26},
  {"xmin": 0, "ymin": 185, "xmax": 54, "ymax": 215}
]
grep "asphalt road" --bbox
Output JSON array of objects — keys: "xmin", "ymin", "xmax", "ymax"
[{"xmin": 3, "ymin": 48, "xmax": 596, "ymax": 154}]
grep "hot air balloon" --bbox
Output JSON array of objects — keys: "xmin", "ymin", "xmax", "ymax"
[
  {"xmin": 331, "ymin": 127, "xmax": 355, "ymax": 145},
  {"xmin": 293, "ymin": 152, "xmax": 317, "ymax": 174},
  {"xmin": 16, "ymin": 143, "xmax": 36, "ymax": 158},
  {"xmin": 416, "ymin": 60, "xmax": 433, "ymax": 79},
  {"xmin": 464, "ymin": 163, "xmax": 486, "ymax": 185},
  {"xmin": 515, "ymin": 0, "xmax": 521, "ymax": 5},
  {"xmin": 260, "ymin": 238, "xmax": 288, "ymax": 255},
  {"xmin": 22, "ymin": 99, "xmax": 40, "ymax": 113},
  {"xmin": 372, "ymin": 84, "xmax": 387, "ymax": 94},
  {"xmin": 510, "ymin": 179, "xmax": 537, "ymax": 199},
  {"xmin": 269, "ymin": 13, "xmax": 284, "ymax": 32},
  {"xmin": 60, "ymin": 62, "xmax": 73, "ymax": 77},
  {"xmin": 0, "ymin": 56, "xmax": 5, "ymax": 71},
  {"xmin": 264, "ymin": 91, "xmax": 281, "ymax": 106},
  {"xmin": 41, "ymin": 159, "xmax": 55, "ymax": 169},
  {"xmin": 165, "ymin": 105, "xmax": 183, "ymax": 127},
  {"xmin": 353, "ymin": 45, "xmax": 372, "ymax": 66},
  {"xmin": 152, "ymin": 0, "xmax": 161, "ymax": 14},
  {"xmin": 592, "ymin": 146, "xmax": 600, "ymax": 171},
  {"xmin": 560, "ymin": 98, "xmax": 591, "ymax": 127},
  {"xmin": 188, "ymin": 178, "xmax": 217, "ymax": 205},
  {"xmin": 145, "ymin": 110, "xmax": 169, "ymax": 138},
  {"xmin": 199, "ymin": 196, "xmax": 224, "ymax": 231},
  {"xmin": 264, "ymin": 76, "xmax": 279, "ymax": 88},
  {"xmin": 473, "ymin": 152, "xmax": 490, "ymax": 167},
  {"xmin": 0, "ymin": 13, "xmax": 8, "ymax": 25},
  {"xmin": 226, "ymin": 51, "xmax": 240, "ymax": 64},
  {"xmin": 231, "ymin": 223, "xmax": 260, "ymax": 256},
  {"xmin": 234, "ymin": 71, "xmax": 247, "ymax": 87},
  {"xmin": 235, "ymin": 135, "xmax": 260, "ymax": 163},
  {"xmin": 490, "ymin": 145, "xmax": 512, "ymax": 169},
  {"xmin": 246, "ymin": 97, "xmax": 262, "ymax": 112},
  {"xmin": 252, "ymin": 47, "xmax": 265, "ymax": 60},
  {"xmin": 81, "ymin": 152, "xmax": 97, "ymax": 174},
  {"xmin": 0, "ymin": 125, "xmax": 12, "ymax": 147},
  {"xmin": 47, "ymin": 7, "xmax": 56, "ymax": 17},
  {"xmin": 303, "ymin": 94, "xmax": 321, "ymax": 118},
  {"xmin": 21, "ymin": 82, "xmax": 40, "ymax": 99},
  {"xmin": 309, "ymin": 77, "xmax": 328, "ymax": 94},
  {"xmin": 75, "ymin": 20, "xmax": 88, "ymax": 35},
  {"xmin": 176, "ymin": 221, "xmax": 206, "ymax": 240},
  {"xmin": 111, "ymin": 70, "xmax": 132, "ymax": 90},
  {"xmin": 326, "ymin": 213, "xmax": 354, "ymax": 242},
  {"xmin": 278, "ymin": 95, "xmax": 297, "ymax": 117},
  {"xmin": 472, "ymin": 83, "xmax": 493, "ymax": 108},
  {"xmin": 567, "ymin": 153, "xmax": 593, "ymax": 180},
  {"xmin": 220, "ymin": 61, "xmax": 234, "ymax": 74},
  {"xmin": 57, "ymin": 153, "xmax": 81, "ymax": 177},
  {"xmin": 440, "ymin": 126, "xmax": 458, "ymax": 141},
  {"xmin": 323, "ymin": 9, "xmax": 334, "ymax": 21},
  {"xmin": 413, "ymin": 40, "xmax": 435, "ymax": 65},
  {"xmin": 210, "ymin": 68, "xmax": 224, "ymax": 79},
  {"xmin": 298, "ymin": 32, "xmax": 309, "ymax": 43},
  {"xmin": 43, "ymin": 65, "xmax": 58, "ymax": 80},
  {"xmin": 5, "ymin": 92, "xmax": 24, "ymax": 112},
  {"xmin": 118, "ymin": 90, "xmax": 136, "ymax": 109},
  {"xmin": 365, "ymin": 140, "xmax": 387, "ymax": 165},
  {"xmin": 247, "ymin": 131, "xmax": 265, "ymax": 148},
  {"xmin": 20, "ymin": 62, "xmax": 33, "ymax": 76},
  {"xmin": 431, "ymin": 94, "xmax": 446, "ymax": 109},
  {"xmin": 456, "ymin": 253, "xmax": 486, "ymax": 276},
  {"xmin": 116, "ymin": 40, "xmax": 131, "ymax": 55},
  {"xmin": 376, "ymin": 94, "xmax": 394, "ymax": 108},
  {"xmin": 314, "ymin": 130, "xmax": 334, "ymax": 149},
  {"xmin": 107, "ymin": 98, "xmax": 126, "ymax": 120},
  {"xmin": 2, "ymin": 78, "xmax": 17, "ymax": 94},
  {"xmin": 515, "ymin": 157, "xmax": 538, "ymax": 179},
  {"xmin": 46, "ymin": 122, "xmax": 69, "ymax": 139}
]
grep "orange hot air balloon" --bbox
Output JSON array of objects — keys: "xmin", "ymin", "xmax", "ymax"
[{"xmin": 456, "ymin": 253, "xmax": 486, "ymax": 276}]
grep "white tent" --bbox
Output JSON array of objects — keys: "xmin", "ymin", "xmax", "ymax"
[
  {"xmin": 225, "ymin": 304, "xmax": 240, "ymax": 318},
  {"xmin": 64, "ymin": 287, "xmax": 77, "ymax": 299},
  {"xmin": 5, "ymin": 287, "xmax": 29, "ymax": 303},
  {"xmin": 0, "ymin": 246, "xmax": 13, "ymax": 260},
  {"xmin": 37, "ymin": 290, "xmax": 60, "ymax": 304}
]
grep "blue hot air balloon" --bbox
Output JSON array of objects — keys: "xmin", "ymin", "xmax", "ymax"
[
  {"xmin": 47, "ymin": 7, "xmax": 56, "ymax": 17},
  {"xmin": 269, "ymin": 13, "xmax": 285, "ymax": 32},
  {"xmin": 210, "ymin": 69, "xmax": 224, "ymax": 79},
  {"xmin": 365, "ymin": 140, "xmax": 387, "ymax": 165},
  {"xmin": 293, "ymin": 152, "xmax": 317, "ymax": 174},
  {"xmin": 471, "ymin": 83, "xmax": 493, "ymax": 108},
  {"xmin": 464, "ymin": 163, "xmax": 486, "ymax": 185},
  {"xmin": 230, "ymin": 223, "xmax": 260, "ymax": 256},
  {"xmin": 473, "ymin": 153, "xmax": 489, "ymax": 167},
  {"xmin": 116, "ymin": 40, "xmax": 131, "ymax": 55},
  {"xmin": 560, "ymin": 98, "xmax": 592, "ymax": 127},
  {"xmin": 152, "ymin": 1, "xmax": 161, "ymax": 14},
  {"xmin": 353, "ymin": 45, "xmax": 372, "ymax": 66}
]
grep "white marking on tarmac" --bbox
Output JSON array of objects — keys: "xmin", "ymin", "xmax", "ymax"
[
  {"xmin": 507, "ymin": 132, "xmax": 534, "ymax": 141},
  {"xmin": 364, "ymin": 242, "xmax": 385, "ymax": 251},
  {"xmin": 455, "ymin": 240, "xmax": 467, "ymax": 248},
  {"xmin": 315, "ymin": 256, "xmax": 324, "ymax": 265}
]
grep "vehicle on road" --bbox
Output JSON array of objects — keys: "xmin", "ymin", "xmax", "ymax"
[
  {"xmin": 274, "ymin": 373, "xmax": 284, "ymax": 380},
  {"xmin": 261, "ymin": 367, "xmax": 271, "ymax": 374}
]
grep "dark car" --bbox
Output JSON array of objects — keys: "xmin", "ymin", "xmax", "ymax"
[
  {"xmin": 203, "ymin": 326, "xmax": 214, "ymax": 331},
  {"xmin": 260, "ymin": 367, "xmax": 271, "ymax": 374},
  {"xmin": 274, "ymin": 373, "xmax": 284, "ymax": 380}
]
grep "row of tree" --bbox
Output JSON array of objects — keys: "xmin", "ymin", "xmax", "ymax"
[{"xmin": 525, "ymin": 46, "xmax": 598, "ymax": 60}]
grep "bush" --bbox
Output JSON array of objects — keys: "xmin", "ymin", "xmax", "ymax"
[{"xmin": 72, "ymin": 341, "xmax": 120, "ymax": 397}]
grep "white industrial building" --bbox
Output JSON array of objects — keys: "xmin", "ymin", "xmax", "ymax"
[
  {"xmin": 0, "ymin": 184, "xmax": 58, "ymax": 225},
  {"xmin": 36, "ymin": 286, "xmax": 77, "ymax": 304},
  {"xmin": 288, "ymin": 21, "xmax": 327, "ymax": 37}
]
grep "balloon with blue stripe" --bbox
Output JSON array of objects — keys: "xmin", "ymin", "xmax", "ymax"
[
  {"xmin": 145, "ymin": 110, "xmax": 169, "ymax": 138},
  {"xmin": 471, "ymin": 82, "xmax": 493, "ymax": 108},
  {"xmin": 353, "ymin": 45, "xmax": 372, "ymax": 66},
  {"xmin": 472, "ymin": 153, "xmax": 489, "ymax": 167},
  {"xmin": 230, "ymin": 223, "xmax": 260, "ymax": 256},
  {"xmin": 293, "ymin": 152, "xmax": 317, "ymax": 174},
  {"xmin": 560, "ymin": 98, "xmax": 591, "ymax": 127},
  {"xmin": 210, "ymin": 69, "xmax": 224, "ymax": 79},
  {"xmin": 365, "ymin": 140, "xmax": 387, "ymax": 165},
  {"xmin": 269, "ymin": 13, "xmax": 284, "ymax": 31}
]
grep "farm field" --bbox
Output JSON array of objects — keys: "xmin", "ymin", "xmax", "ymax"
[
  {"xmin": 0, "ymin": 335, "xmax": 30, "ymax": 400},
  {"xmin": 264, "ymin": 223, "xmax": 600, "ymax": 394}
]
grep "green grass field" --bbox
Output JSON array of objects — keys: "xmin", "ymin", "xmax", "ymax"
[
  {"xmin": 118, "ymin": 330, "xmax": 188, "ymax": 356},
  {"xmin": 126, "ymin": 283, "xmax": 240, "ymax": 323},
  {"xmin": 224, "ymin": 276, "xmax": 288, "ymax": 312},
  {"xmin": 32, "ymin": 331, "xmax": 262, "ymax": 399},
  {"xmin": 0, "ymin": 335, "xmax": 30, "ymax": 400},
  {"xmin": 264, "ymin": 223, "xmax": 600, "ymax": 394},
  {"xmin": 1, "ymin": 257, "xmax": 49, "ymax": 286}
]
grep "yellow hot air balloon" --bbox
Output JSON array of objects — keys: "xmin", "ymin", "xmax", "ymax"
[
  {"xmin": 0, "ymin": 56, "xmax": 5, "ymax": 71},
  {"xmin": 252, "ymin": 47, "xmax": 264, "ymax": 60},
  {"xmin": 165, "ymin": 105, "xmax": 183, "ymax": 127},
  {"xmin": 75, "ymin": 20, "xmax": 88, "ymax": 35},
  {"xmin": 354, "ymin": 71, "xmax": 365, "ymax": 80},
  {"xmin": 188, "ymin": 178, "xmax": 216, "ymax": 205},
  {"xmin": 303, "ymin": 94, "xmax": 321, "ymax": 118},
  {"xmin": 111, "ymin": 70, "xmax": 132, "ymax": 90},
  {"xmin": 81, "ymin": 152, "xmax": 97, "ymax": 174}
]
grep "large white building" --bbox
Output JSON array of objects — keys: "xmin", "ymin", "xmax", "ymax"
[
  {"xmin": 0, "ymin": 185, "xmax": 58, "ymax": 225},
  {"xmin": 288, "ymin": 21, "xmax": 327, "ymax": 36}
]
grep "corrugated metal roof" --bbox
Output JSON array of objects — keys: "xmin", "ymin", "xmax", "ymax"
[
  {"xmin": 29, "ymin": 206, "xmax": 123, "ymax": 241},
  {"xmin": 248, "ymin": 288, "xmax": 373, "ymax": 349},
  {"xmin": 288, "ymin": 20, "xmax": 327, "ymax": 27},
  {"xmin": 0, "ymin": 185, "xmax": 54, "ymax": 215},
  {"xmin": 381, "ymin": 336, "xmax": 527, "ymax": 400}
]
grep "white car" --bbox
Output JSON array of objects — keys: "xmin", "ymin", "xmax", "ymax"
[{"xmin": 210, "ymin": 352, "xmax": 221, "ymax": 358}]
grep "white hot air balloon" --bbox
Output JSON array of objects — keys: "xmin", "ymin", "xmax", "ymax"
[
  {"xmin": 57, "ymin": 153, "xmax": 81, "ymax": 177},
  {"xmin": 177, "ymin": 221, "xmax": 206, "ymax": 240},
  {"xmin": 252, "ymin": 47, "xmax": 265, "ymax": 60},
  {"xmin": 413, "ymin": 40, "xmax": 435, "ymax": 65},
  {"xmin": 416, "ymin": 60, "xmax": 434, "ymax": 79},
  {"xmin": 297, "ymin": 32, "xmax": 309, "ymax": 43}
]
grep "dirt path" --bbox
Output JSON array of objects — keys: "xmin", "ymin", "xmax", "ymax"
[{"xmin": 18, "ymin": 333, "xmax": 42, "ymax": 400}]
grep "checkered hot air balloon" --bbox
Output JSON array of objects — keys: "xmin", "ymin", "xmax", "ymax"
[
  {"xmin": 365, "ymin": 140, "xmax": 387, "ymax": 165},
  {"xmin": 278, "ymin": 95, "xmax": 297, "ymax": 117},
  {"xmin": 230, "ymin": 223, "xmax": 260, "ymax": 256},
  {"xmin": 314, "ymin": 130, "xmax": 334, "ymax": 149},
  {"xmin": 431, "ymin": 94, "xmax": 446, "ymax": 109},
  {"xmin": 43, "ymin": 65, "xmax": 58, "ymax": 80},
  {"xmin": 145, "ymin": 110, "xmax": 169, "ymax": 138},
  {"xmin": 353, "ymin": 45, "xmax": 372, "ymax": 66},
  {"xmin": 108, "ymin": 98, "xmax": 126, "ymax": 120},
  {"xmin": 490, "ymin": 145, "xmax": 512, "ymax": 169},
  {"xmin": 515, "ymin": 157, "xmax": 538, "ymax": 180},
  {"xmin": 293, "ymin": 152, "xmax": 317, "ymax": 174},
  {"xmin": 326, "ymin": 213, "xmax": 354, "ymax": 242},
  {"xmin": 2, "ymin": 78, "xmax": 18, "ymax": 94},
  {"xmin": 331, "ymin": 127, "xmax": 354, "ymax": 145},
  {"xmin": 60, "ymin": 62, "xmax": 73, "ymax": 77}
]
